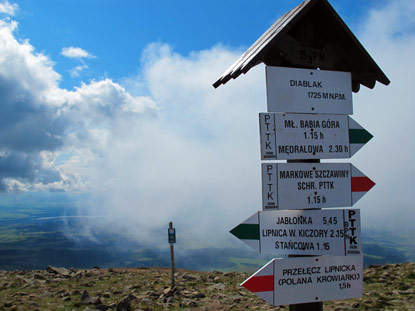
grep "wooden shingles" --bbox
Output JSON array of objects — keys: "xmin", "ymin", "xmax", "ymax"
[{"xmin": 213, "ymin": 0, "xmax": 390, "ymax": 92}]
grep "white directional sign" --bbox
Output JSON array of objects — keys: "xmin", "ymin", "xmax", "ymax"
[
  {"xmin": 262, "ymin": 162, "xmax": 375, "ymax": 210},
  {"xmin": 242, "ymin": 255, "xmax": 363, "ymax": 306},
  {"xmin": 266, "ymin": 66, "xmax": 352, "ymax": 114},
  {"xmin": 259, "ymin": 113, "xmax": 373, "ymax": 160},
  {"xmin": 230, "ymin": 209, "xmax": 361, "ymax": 256}
]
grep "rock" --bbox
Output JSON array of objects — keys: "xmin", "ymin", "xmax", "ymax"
[
  {"xmin": 46, "ymin": 266, "xmax": 70, "ymax": 277},
  {"xmin": 81, "ymin": 290, "xmax": 90, "ymax": 301},
  {"xmin": 209, "ymin": 283, "xmax": 226, "ymax": 291},
  {"xmin": 55, "ymin": 289, "xmax": 66, "ymax": 295},
  {"xmin": 181, "ymin": 298, "xmax": 197, "ymax": 308},
  {"xmin": 71, "ymin": 289, "xmax": 82, "ymax": 296},
  {"xmin": 116, "ymin": 294, "xmax": 137, "ymax": 311},
  {"xmin": 400, "ymin": 289, "xmax": 415, "ymax": 295},
  {"xmin": 12, "ymin": 291, "xmax": 28, "ymax": 296},
  {"xmin": 351, "ymin": 302, "xmax": 360, "ymax": 308},
  {"xmin": 181, "ymin": 273, "xmax": 201, "ymax": 281},
  {"xmin": 83, "ymin": 296, "xmax": 103, "ymax": 306},
  {"xmin": 163, "ymin": 287, "xmax": 173, "ymax": 297},
  {"xmin": 368, "ymin": 264, "xmax": 380, "ymax": 268},
  {"xmin": 192, "ymin": 293, "xmax": 206, "ymax": 299},
  {"xmin": 33, "ymin": 274, "xmax": 45, "ymax": 280}
]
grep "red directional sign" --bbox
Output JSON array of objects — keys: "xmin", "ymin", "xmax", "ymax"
[
  {"xmin": 262, "ymin": 162, "xmax": 375, "ymax": 210},
  {"xmin": 242, "ymin": 255, "xmax": 363, "ymax": 306}
]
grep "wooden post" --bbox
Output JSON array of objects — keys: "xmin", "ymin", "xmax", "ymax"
[
  {"xmin": 169, "ymin": 222, "xmax": 175, "ymax": 288},
  {"xmin": 288, "ymin": 159, "xmax": 323, "ymax": 311},
  {"xmin": 289, "ymin": 302, "xmax": 323, "ymax": 311}
]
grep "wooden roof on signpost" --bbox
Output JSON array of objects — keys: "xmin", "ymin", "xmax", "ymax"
[{"xmin": 213, "ymin": 0, "xmax": 390, "ymax": 92}]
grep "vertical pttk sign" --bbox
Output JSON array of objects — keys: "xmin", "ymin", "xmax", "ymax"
[{"xmin": 168, "ymin": 227, "xmax": 176, "ymax": 244}]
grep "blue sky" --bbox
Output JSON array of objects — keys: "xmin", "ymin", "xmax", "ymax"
[
  {"xmin": 14, "ymin": 0, "xmax": 384, "ymax": 90},
  {"xmin": 0, "ymin": 0, "xmax": 414, "ymax": 248}
]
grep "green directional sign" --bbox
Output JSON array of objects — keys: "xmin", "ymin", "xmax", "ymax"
[
  {"xmin": 260, "ymin": 113, "xmax": 373, "ymax": 160},
  {"xmin": 230, "ymin": 209, "xmax": 362, "ymax": 256},
  {"xmin": 230, "ymin": 224, "xmax": 259, "ymax": 240}
]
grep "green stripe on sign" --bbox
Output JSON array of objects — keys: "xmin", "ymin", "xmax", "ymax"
[
  {"xmin": 349, "ymin": 129, "xmax": 373, "ymax": 144},
  {"xmin": 230, "ymin": 224, "xmax": 260, "ymax": 240}
]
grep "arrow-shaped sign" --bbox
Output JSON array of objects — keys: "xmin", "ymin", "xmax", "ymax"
[
  {"xmin": 262, "ymin": 162, "xmax": 375, "ymax": 210},
  {"xmin": 241, "ymin": 256, "xmax": 363, "ymax": 306},
  {"xmin": 260, "ymin": 113, "xmax": 373, "ymax": 160},
  {"xmin": 230, "ymin": 209, "xmax": 361, "ymax": 256}
]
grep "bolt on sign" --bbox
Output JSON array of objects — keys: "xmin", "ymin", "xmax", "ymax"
[
  {"xmin": 266, "ymin": 66, "xmax": 352, "ymax": 114},
  {"xmin": 230, "ymin": 209, "xmax": 361, "ymax": 256},
  {"xmin": 241, "ymin": 255, "xmax": 363, "ymax": 306},
  {"xmin": 261, "ymin": 163, "xmax": 375, "ymax": 210},
  {"xmin": 259, "ymin": 113, "xmax": 373, "ymax": 160}
]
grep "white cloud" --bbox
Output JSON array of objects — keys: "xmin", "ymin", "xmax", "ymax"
[
  {"xmin": 69, "ymin": 0, "xmax": 415, "ymax": 246},
  {"xmin": 0, "ymin": 18, "xmax": 155, "ymax": 192},
  {"xmin": 0, "ymin": 0, "xmax": 413, "ymax": 248},
  {"xmin": 349, "ymin": 0, "xmax": 415, "ymax": 228},
  {"xmin": 61, "ymin": 46, "xmax": 95, "ymax": 59},
  {"xmin": 0, "ymin": 1, "xmax": 17, "ymax": 16},
  {"xmin": 59, "ymin": 42, "xmax": 266, "ymax": 247},
  {"xmin": 69, "ymin": 64, "xmax": 88, "ymax": 78}
]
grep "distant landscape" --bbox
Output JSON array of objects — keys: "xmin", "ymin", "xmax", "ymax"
[{"xmin": 0, "ymin": 200, "xmax": 413, "ymax": 272}]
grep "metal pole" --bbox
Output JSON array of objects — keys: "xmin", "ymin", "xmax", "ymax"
[
  {"xmin": 288, "ymin": 159, "xmax": 323, "ymax": 311},
  {"xmin": 169, "ymin": 222, "xmax": 175, "ymax": 288}
]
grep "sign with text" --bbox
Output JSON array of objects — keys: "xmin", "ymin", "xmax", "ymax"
[
  {"xmin": 266, "ymin": 66, "xmax": 352, "ymax": 114},
  {"xmin": 241, "ymin": 255, "xmax": 363, "ymax": 306},
  {"xmin": 259, "ymin": 113, "xmax": 373, "ymax": 160},
  {"xmin": 262, "ymin": 163, "xmax": 375, "ymax": 210},
  {"xmin": 230, "ymin": 209, "xmax": 361, "ymax": 256}
]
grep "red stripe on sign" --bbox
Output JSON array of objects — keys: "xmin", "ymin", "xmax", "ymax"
[
  {"xmin": 352, "ymin": 177, "xmax": 375, "ymax": 192},
  {"xmin": 242, "ymin": 275, "xmax": 274, "ymax": 292}
]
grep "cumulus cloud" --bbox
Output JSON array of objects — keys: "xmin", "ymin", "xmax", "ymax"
[
  {"xmin": 68, "ymin": 0, "xmax": 414, "ymax": 246},
  {"xmin": 349, "ymin": 0, "xmax": 415, "ymax": 228},
  {"xmin": 61, "ymin": 47, "xmax": 95, "ymax": 59},
  {"xmin": 0, "ymin": 1, "xmax": 17, "ymax": 16},
  {"xmin": 0, "ymin": 0, "xmax": 413, "ymax": 249},
  {"xmin": 0, "ymin": 18, "xmax": 155, "ymax": 192},
  {"xmin": 65, "ymin": 43, "xmax": 265, "ymax": 247}
]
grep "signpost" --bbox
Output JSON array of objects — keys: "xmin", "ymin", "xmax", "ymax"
[
  {"xmin": 168, "ymin": 222, "xmax": 176, "ymax": 287},
  {"xmin": 261, "ymin": 163, "xmax": 375, "ymax": 210},
  {"xmin": 241, "ymin": 255, "xmax": 363, "ymax": 306},
  {"xmin": 259, "ymin": 113, "xmax": 372, "ymax": 160},
  {"xmin": 213, "ymin": 0, "xmax": 389, "ymax": 309},
  {"xmin": 230, "ymin": 209, "xmax": 361, "ymax": 256},
  {"xmin": 266, "ymin": 67, "xmax": 353, "ymax": 114}
]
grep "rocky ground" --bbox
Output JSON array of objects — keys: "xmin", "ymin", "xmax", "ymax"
[{"xmin": 0, "ymin": 263, "xmax": 414, "ymax": 310}]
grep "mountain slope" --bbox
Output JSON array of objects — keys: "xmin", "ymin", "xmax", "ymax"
[{"xmin": 0, "ymin": 263, "xmax": 414, "ymax": 310}]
